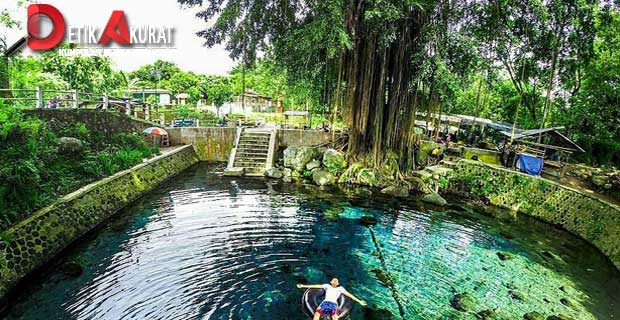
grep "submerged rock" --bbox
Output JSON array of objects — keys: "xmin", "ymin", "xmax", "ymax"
[
  {"xmin": 450, "ymin": 292, "xmax": 477, "ymax": 312},
  {"xmin": 380, "ymin": 185, "xmax": 409, "ymax": 198},
  {"xmin": 322, "ymin": 149, "xmax": 348, "ymax": 174},
  {"xmin": 499, "ymin": 230, "xmax": 515, "ymax": 240},
  {"xmin": 364, "ymin": 307, "xmax": 394, "ymax": 320},
  {"xmin": 264, "ymin": 167, "xmax": 283, "ymax": 179},
  {"xmin": 510, "ymin": 290, "xmax": 526, "ymax": 301},
  {"xmin": 421, "ymin": 193, "xmax": 448, "ymax": 206},
  {"xmin": 61, "ymin": 261, "xmax": 83, "ymax": 277},
  {"xmin": 280, "ymin": 263, "xmax": 292, "ymax": 273},
  {"xmin": 324, "ymin": 208, "xmax": 343, "ymax": 222},
  {"xmin": 477, "ymin": 309, "xmax": 497, "ymax": 319},
  {"xmin": 359, "ymin": 216, "xmax": 378, "ymax": 227},
  {"xmin": 523, "ymin": 312, "xmax": 545, "ymax": 320},
  {"xmin": 559, "ymin": 298, "xmax": 574, "ymax": 308},
  {"xmin": 497, "ymin": 252, "xmax": 513, "ymax": 261},
  {"xmin": 540, "ymin": 250, "xmax": 563, "ymax": 262},
  {"xmin": 312, "ymin": 169, "xmax": 336, "ymax": 186}
]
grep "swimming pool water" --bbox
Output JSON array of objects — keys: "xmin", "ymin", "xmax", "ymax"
[{"xmin": 4, "ymin": 163, "xmax": 620, "ymax": 320}]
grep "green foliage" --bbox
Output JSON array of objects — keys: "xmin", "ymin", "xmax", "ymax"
[
  {"xmin": 201, "ymin": 75, "xmax": 233, "ymax": 108},
  {"xmin": 128, "ymin": 60, "xmax": 181, "ymax": 88},
  {"xmin": 38, "ymin": 53, "xmax": 125, "ymax": 93},
  {"xmin": 168, "ymin": 71, "xmax": 201, "ymax": 104},
  {"xmin": 0, "ymin": 103, "xmax": 157, "ymax": 230}
]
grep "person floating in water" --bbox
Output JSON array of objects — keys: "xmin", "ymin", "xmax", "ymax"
[{"xmin": 297, "ymin": 278, "xmax": 367, "ymax": 320}]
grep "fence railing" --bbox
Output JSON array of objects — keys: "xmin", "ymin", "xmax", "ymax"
[
  {"xmin": 0, "ymin": 87, "xmax": 228, "ymax": 128},
  {"xmin": 0, "ymin": 87, "xmax": 160, "ymax": 121}
]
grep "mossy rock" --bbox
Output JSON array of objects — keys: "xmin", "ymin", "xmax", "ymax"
[
  {"xmin": 359, "ymin": 216, "xmax": 378, "ymax": 227},
  {"xmin": 421, "ymin": 193, "xmax": 447, "ymax": 206},
  {"xmin": 450, "ymin": 292, "xmax": 477, "ymax": 312},
  {"xmin": 322, "ymin": 149, "xmax": 348, "ymax": 175},
  {"xmin": 510, "ymin": 290, "xmax": 526, "ymax": 301},
  {"xmin": 306, "ymin": 160, "xmax": 321, "ymax": 171},
  {"xmin": 58, "ymin": 137, "xmax": 85, "ymax": 154},
  {"xmin": 497, "ymin": 252, "xmax": 513, "ymax": 261},
  {"xmin": 357, "ymin": 168, "xmax": 377, "ymax": 187},
  {"xmin": 312, "ymin": 169, "xmax": 336, "ymax": 186},
  {"xmin": 324, "ymin": 208, "xmax": 343, "ymax": 222},
  {"xmin": 547, "ymin": 315, "xmax": 573, "ymax": 320},
  {"xmin": 60, "ymin": 261, "xmax": 83, "ymax": 277},
  {"xmin": 380, "ymin": 185, "xmax": 409, "ymax": 198},
  {"xmin": 264, "ymin": 167, "xmax": 283, "ymax": 179},
  {"xmin": 559, "ymin": 298, "xmax": 574, "ymax": 308},
  {"xmin": 415, "ymin": 149, "xmax": 429, "ymax": 166},
  {"xmin": 477, "ymin": 309, "xmax": 497, "ymax": 319},
  {"xmin": 283, "ymin": 146, "xmax": 318, "ymax": 172}
]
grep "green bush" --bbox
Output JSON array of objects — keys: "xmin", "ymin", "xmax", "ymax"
[{"xmin": 0, "ymin": 102, "xmax": 158, "ymax": 230}]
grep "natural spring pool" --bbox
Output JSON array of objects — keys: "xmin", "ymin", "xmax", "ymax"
[{"xmin": 3, "ymin": 163, "xmax": 620, "ymax": 320}]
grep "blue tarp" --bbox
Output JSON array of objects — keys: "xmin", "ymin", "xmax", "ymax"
[{"xmin": 518, "ymin": 153, "xmax": 544, "ymax": 176}]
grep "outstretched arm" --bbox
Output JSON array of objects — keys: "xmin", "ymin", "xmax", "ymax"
[
  {"xmin": 343, "ymin": 290, "xmax": 367, "ymax": 306},
  {"xmin": 297, "ymin": 284, "xmax": 325, "ymax": 289}
]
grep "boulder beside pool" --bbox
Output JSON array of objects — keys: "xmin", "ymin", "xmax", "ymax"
[
  {"xmin": 421, "ymin": 192, "xmax": 448, "ymax": 206},
  {"xmin": 312, "ymin": 169, "xmax": 336, "ymax": 186}
]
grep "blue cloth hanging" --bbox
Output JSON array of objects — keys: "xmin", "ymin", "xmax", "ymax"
[{"xmin": 518, "ymin": 153, "xmax": 544, "ymax": 176}]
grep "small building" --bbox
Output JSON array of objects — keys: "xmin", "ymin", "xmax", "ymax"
[
  {"xmin": 175, "ymin": 93, "xmax": 190, "ymax": 105},
  {"xmin": 231, "ymin": 89, "xmax": 273, "ymax": 113},
  {"xmin": 127, "ymin": 89, "xmax": 171, "ymax": 106}
]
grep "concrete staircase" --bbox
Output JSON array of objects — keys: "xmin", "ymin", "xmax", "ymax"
[{"xmin": 224, "ymin": 128, "xmax": 277, "ymax": 176}]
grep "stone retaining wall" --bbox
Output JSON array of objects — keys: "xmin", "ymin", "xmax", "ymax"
[
  {"xmin": 166, "ymin": 127, "xmax": 339, "ymax": 161},
  {"xmin": 166, "ymin": 127, "xmax": 236, "ymax": 161},
  {"xmin": 23, "ymin": 109, "xmax": 156, "ymax": 136},
  {"xmin": 450, "ymin": 160, "xmax": 620, "ymax": 270},
  {"xmin": 0, "ymin": 145, "xmax": 199, "ymax": 299}
]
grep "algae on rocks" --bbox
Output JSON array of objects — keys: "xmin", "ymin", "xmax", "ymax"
[
  {"xmin": 265, "ymin": 167, "xmax": 284, "ymax": 179},
  {"xmin": 322, "ymin": 149, "xmax": 348, "ymax": 175},
  {"xmin": 450, "ymin": 292, "xmax": 477, "ymax": 312},
  {"xmin": 381, "ymin": 185, "xmax": 409, "ymax": 198},
  {"xmin": 312, "ymin": 169, "xmax": 336, "ymax": 186},
  {"xmin": 421, "ymin": 192, "xmax": 448, "ymax": 206},
  {"xmin": 283, "ymin": 146, "xmax": 320, "ymax": 172}
]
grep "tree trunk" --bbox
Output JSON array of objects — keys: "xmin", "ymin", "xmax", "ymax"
[{"xmin": 539, "ymin": 36, "xmax": 560, "ymax": 142}]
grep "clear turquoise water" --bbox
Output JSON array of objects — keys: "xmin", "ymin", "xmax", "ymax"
[{"xmin": 3, "ymin": 163, "xmax": 620, "ymax": 320}]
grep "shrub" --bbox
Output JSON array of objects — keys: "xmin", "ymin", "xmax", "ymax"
[{"xmin": 0, "ymin": 102, "xmax": 158, "ymax": 230}]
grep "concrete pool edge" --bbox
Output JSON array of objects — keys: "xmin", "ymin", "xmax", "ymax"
[
  {"xmin": 448, "ymin": 160, "xmax": 620, "ymax": 271},
  {"xmin": 0, "ymin": 145, "xmax": 199, "ymax": 300}
]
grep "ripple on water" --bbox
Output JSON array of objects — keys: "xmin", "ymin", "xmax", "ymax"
[{"xmin": 4, "ymin": 163, "xmax": 620, "ymax": 320}]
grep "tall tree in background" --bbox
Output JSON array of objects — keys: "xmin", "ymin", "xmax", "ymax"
[
  {"xmin": 179, "ymin": 0, "xmax": 460, "ymax": 169},
  {"xmin": 0, "ymin": 3, "xmax": 22, "ymax": 95},
  {"xmin": 200, "ymin": 75, "xmax": 233, "ymax": 114},
  {"xmin": 466, "ymin": 0, "xmax": 597, "ymax": 129}
]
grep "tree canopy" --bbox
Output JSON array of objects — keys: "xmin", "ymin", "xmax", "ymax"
[{"xmin": 179, "ymin": 0, "xmax": 618, "ymax": 167}]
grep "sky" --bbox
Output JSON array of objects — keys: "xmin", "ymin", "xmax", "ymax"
[{"xmin": 0, "ymin": 0, "xmax": 236, "ymax": 75}]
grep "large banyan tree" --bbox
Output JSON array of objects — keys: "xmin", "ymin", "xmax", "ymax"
[
  {"xmin": 178, "ymin": 0, "xmax": 596, "ymax": 169},
  {"xmin": 179, "ymin": 0, "xmax": 468, "ymax": 170}
]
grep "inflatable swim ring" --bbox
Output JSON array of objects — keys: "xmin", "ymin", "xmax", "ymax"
[{"xmin": 301, "ymin": 288, "xmax": 353, "ymax": 319}]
